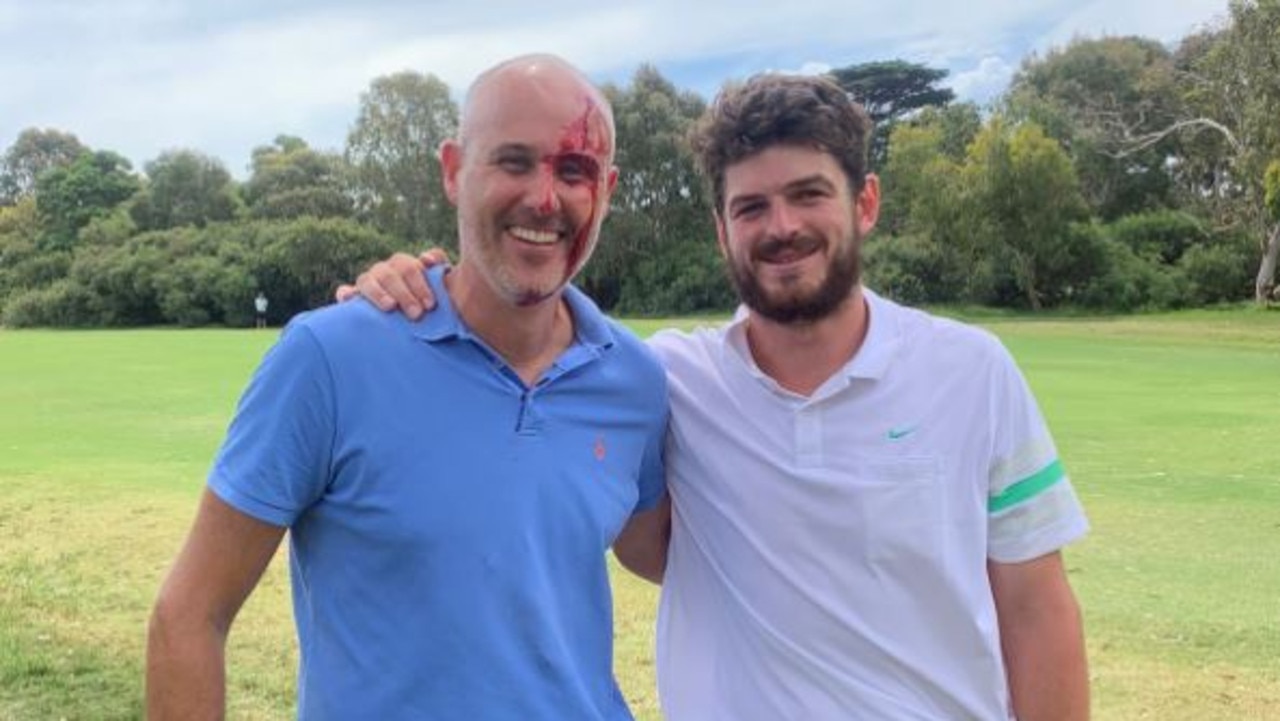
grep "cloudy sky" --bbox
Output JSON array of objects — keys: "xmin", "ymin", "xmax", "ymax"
[{"xmin": 2, "ymin": 0, "xmax": 1230, "ymax": 177}]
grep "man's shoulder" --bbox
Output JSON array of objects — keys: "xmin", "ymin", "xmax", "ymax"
[
  {"xmin": 645, "ymin": 323, "xmax": 727, "ymax": 364},
  {"xmin": 871, "ymin": 291, "xmax": 1007, "ymax": 363},
  {"xmin": 284, "ymin": 299, "xmax": 413, "ymax": 356},
  {"xmin": 593, "ymin": 317, "xmax": 669, "ymax": 389},
  {"xmin": 563, "ymin": 285, "xmax": 666, "ymax": 381}
]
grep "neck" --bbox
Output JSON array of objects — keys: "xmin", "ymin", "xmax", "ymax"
[
  {"xmin": 445, "ymin": 264, "xmax": 574, "ymax": 386},
  {"xmin": 744, "ymin": 286, "xmax": 868, "ymax": 397}
]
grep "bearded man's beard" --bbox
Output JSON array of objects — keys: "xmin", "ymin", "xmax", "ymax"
[{"xmin": 728, "ymin": 228, "xmax": 862, "ymax": 324}]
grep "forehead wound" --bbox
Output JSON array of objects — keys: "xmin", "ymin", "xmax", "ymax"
[{"xmin": 561, "ymin": 96, "xmax": 612, "ymax": 157}]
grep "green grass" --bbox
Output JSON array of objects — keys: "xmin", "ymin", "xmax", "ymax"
[{"xmin": 1, "ymin": 310, "xmax": 1278, "ymax": 719}]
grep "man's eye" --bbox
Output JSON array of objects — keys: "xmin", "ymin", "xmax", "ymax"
[
  {"xmin": 555, "ymin": 155, "xmax": 599, "ymax": 184},
  {"xmin": 732, "ymin": 202, "xmax": 765, "ymax": 219},
  {"xmin": 497, "ymin": 156, "xmax": 532, "ymax": 173}
]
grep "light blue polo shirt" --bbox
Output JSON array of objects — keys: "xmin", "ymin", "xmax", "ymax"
[{"xmin": 209, "ymin": 266, "xmax": 668, "ymax": 720}]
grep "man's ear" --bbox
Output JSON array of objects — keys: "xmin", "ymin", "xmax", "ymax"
[
  {"xmin": 439, "ymin": 139, "xmax": 463, "ymax": 205},
  {"xmin": 606, "ymin": 164, "xmax": 619, "ymax": 195},
  {"xmin": 713, "ymin": 211, "xmax": 729, "ymax": 259},
  {"xmin": 856, "ymin": 173, "xmax": 881, "ymax": 237}
]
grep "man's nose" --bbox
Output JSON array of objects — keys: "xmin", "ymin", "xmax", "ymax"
[
  {"xmin": 528, "ymin": 163, "xmax": 561, "ymax": 216},
  {"xmin": 765, "ymin": 202, "xmax": 802, "ymax": 240}
]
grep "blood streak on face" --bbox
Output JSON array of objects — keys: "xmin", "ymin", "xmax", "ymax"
[{"xmin": 544, "ymin": 96, "xmax": 610, "ymax": 284}]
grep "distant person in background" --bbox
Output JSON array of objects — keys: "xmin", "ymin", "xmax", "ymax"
[
  {"xmin": 253, "ymin": 291, "xmax": 268, "ymax": 329},
  {"xmin": 147, "ymin": 53, "xmax": 669, "ymax": 720},
  {"xmin": 343, "ymin": 72, "xmax": 1091, "ymax": 721}
]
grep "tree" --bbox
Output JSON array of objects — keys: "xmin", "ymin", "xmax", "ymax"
[
  {"xmin": 878, "ymin": 103, "xmax": 979, "ymax": 236},
  {"xmin": 1117, "ymin": 1, "xmax": 1280, "ymax": 302},
  {"xmin": 0, "ymin": 128, "xmax": 87, "ymax": 205},
  {"xmin": 828, "ymin": 60, "xmax": 955, "ymax": 170},
  {"xmin": 597, "ymin": 65, "xmax": 730, "ymax": 313},
  {"xmin": 1261, "ymin": 160, "xmax": 1280, "ymax": 300},
  {"xmin": 244, "ymin": 135, "xmax": 353, "ymax": 221},
  {"xmin": 131, "ymin": 149, "xmax": 242, "ymax": 231},
  {"xmin": 868, "ymin": 112, "xmax": 974, "ymax": 305},
  {"xmin": 259, "ymin": 217, "xmax": 400, "ymax": 313},
  {"xmin": 962, "ymin": 120, "xmax": 1093, "ymax": 309},
  {"xmin": 345, "ymin": 72, "xmax": 458, "ymax": 250},
  {"xmin": 1004, "ymin": 36, "xmax": 1183, "ymax": 220},
  {"xmin": 0, "ymin": 197, "xmax": 42, "ymax": 305},
  {"xmin": 0, "ymin": 195, "xmax": 39, "ymax": 241},
  {"xmin": 35, "ymin": 150, "xmax": 140, "ymax": 251},
  {"xmin": 1204, "ymin": 0, "xmax": 1280, "ymax": 302}
]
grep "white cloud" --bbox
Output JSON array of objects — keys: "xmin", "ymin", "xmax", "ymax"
[
  {"xmin": 947, "ymin": 55, "xmax": 1019, "ymax": 105},
  {"xmin": 0, "ymin": 0, "xmax": 1232, "ymax": 175},
  {"xmin": 1040, "ymin": 0, "xmax": 1229, "ymax": 48}
]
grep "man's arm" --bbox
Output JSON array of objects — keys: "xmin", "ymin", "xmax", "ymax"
[
  {"xmin": 612, "ymin": 495, "xmax": 671, "ymax": 585},
  {"xmin": 334, "ymin": 250, "xmax": 449, "ymax": 318},
  {"xmin": 989, "ymin": 551, "xmax": 1089, "ymax": 721},
  {"xmin": 147, "ymin": 490, "xmax": 287, "ymax": 720}
]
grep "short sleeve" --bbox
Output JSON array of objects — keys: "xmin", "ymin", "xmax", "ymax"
[
  {"xmin": 986, "ymin": 344, "xmax": 1089, "ymax": 563},
  {"xmin": 208, "ymin": 320, "xmax": 336, "ymax": 527}
]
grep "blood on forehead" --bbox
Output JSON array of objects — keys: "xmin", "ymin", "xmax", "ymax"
[{"xmin": 559, "ymin": 95, "xmax": 610, "ymax": 158}]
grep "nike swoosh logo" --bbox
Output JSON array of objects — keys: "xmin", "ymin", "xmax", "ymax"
[{"xmin": 887, "ymin": 426, "xmax": 916, "ymax": 440}]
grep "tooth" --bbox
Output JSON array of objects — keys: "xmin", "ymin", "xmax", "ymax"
[{"xmin": 510, "ymin": 227, "xmax": 558, "ymax": 244}]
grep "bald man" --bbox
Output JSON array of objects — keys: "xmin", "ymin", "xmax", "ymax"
[{"xmin": 147, "ymin": 54, "xmax": 670, "ymax": 720}]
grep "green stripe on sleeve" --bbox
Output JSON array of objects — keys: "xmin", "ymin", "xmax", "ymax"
[{"xmin": 988, "ymin": 459, "xmax": 1065, "ymax": 513}]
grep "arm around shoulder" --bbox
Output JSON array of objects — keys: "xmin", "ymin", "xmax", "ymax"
[
  {"xmin": 147, "ymin": 489, "xmax": 287, "ymax": 720},
  {"xmin": 989, "ymin": 550, "xmax": 1090, "ymax": 721}
]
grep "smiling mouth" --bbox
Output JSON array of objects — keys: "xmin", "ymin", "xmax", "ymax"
[
  {"xmin": 763, "ymin": 250, "xmax": 809, "ymax": 264},
  {"xmin": 756, "ymin": 237, "xmax": 823, "ymax": 264},
  {"xmin": 759, "ymin": 246, "xmax": 821, "ymax": 266},
  {"xmin": 508, "ymin": 226, "xmax": 562, "ymax": 245}
]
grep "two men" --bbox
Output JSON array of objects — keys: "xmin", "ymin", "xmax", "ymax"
[
  {"xmin": 148, "ymin": 55, "xmax": 668, "ymax": 719},
  {"xmin": 354, "ymin": 72, "xmax": 1090, "ymax": 719}
]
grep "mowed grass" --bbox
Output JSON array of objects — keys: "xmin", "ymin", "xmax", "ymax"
[{"xmin": 1, "ymin": 308, "xmax": 1277, "ymax": 720}]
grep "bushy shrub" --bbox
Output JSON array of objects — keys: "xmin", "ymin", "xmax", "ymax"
[
  {"xmin": 1107, "ymin": 209, "xmax": 1208, "ymax": 265},
  {"xmin": 155, "ymin": 256, "xmax": 256, "ymax": 327},
  {"xmin": 863, "ymin": 233, "xmax": 967, "ymax": 306},
  {"xmin": 4, "ymin": 249, "xmax": 72, "ymax": 292},
  {"xmin": 1179, "ymin": 229, "xmax": 1256, "ymax": 305},
  {"xmin": 257, "ymin": 217, "xmax": 401, "ymax": 318},
  {"xmin": 1075, "ymin": 237, "xmax": 1183, "ymax": 311},
  {"xmin": 2, "ymin": 279, "xmax": 103, "ymax": 327},
  {"xmin": 613, "ymin": 239, "xmax": 735, "ymax": 316}
]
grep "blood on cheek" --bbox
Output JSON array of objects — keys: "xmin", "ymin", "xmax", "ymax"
[
  {"xmin": 549, "ymin": 100, "xmax": 611, "ymax": 281},
  {"xmin": 561, "ymin": 159, "xmax": 600, "ymax": 281},
  {"xmin": 532, "ymin": 152, "xmax": 602, "ymax": 214}
]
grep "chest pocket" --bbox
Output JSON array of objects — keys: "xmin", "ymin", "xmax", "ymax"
[{"xmin": 847, "ymin": 456, "xmax": 942, "ymax": 567}]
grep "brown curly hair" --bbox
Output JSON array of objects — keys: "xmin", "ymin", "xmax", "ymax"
[{"xmin": 689, "ymin": 73, "xmax": 873, "ymax": 215}]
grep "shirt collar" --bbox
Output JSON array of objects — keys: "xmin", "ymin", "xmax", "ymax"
[
  {"xmin": 846, "ymin": 287, "xmax": 899, "ymax": 381},
  {"xmin": 412, "ymin": 265, "xmax": 615, "ymax": 354},
  {"xmin": 723, "ymin": 285, "xmax": 901, "ymax": 387},
  {"xmin": 412, "ymin": 265, "xmax": 468, "ymax": 342}
]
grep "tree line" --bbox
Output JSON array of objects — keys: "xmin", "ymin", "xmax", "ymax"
[{"xmin": 2, "ymin": 0, "xmax": 1277, "ymax": 327}]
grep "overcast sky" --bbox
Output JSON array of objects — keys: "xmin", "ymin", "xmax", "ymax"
[{"xmin": 1, "ymin": 0, "xmax": 1230, "ymax": 177}]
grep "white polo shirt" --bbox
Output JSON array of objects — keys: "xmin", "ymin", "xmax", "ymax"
[{"xmin": 649, "ymin": 288, "xmax": 1088, "ymax": 721}]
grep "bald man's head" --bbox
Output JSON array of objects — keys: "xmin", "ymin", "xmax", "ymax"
[
  {"xmin": 438, "ymin": 53, "xmax": 620, "ymax": 307},
  {"xmin": 459, "ymin": 54, "xmax": 615, "ymax": 159}
]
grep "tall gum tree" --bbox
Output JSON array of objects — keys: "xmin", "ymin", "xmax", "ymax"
[
  {"xmin": 1108, "ymin": 1, "xmax": 1280, "ymax": 302},
  {"xmin": 345, "ymin": 72, "xmax": 458, "ymax": 251}
]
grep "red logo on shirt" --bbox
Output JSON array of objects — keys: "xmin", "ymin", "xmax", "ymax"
[{"xmin": 593, "ymin": 436, "xmax": 607, "ymax": 462}]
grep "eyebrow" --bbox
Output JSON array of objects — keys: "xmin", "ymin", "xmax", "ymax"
[
  {"xmin": 783, "ymin": 174, "xmax": 838, "ymax": 194},
  {"xmin": 488, "ymin": 143, "xmax": 536, "ymax": 160},
  {"xmin": 727, "ymin": 173, "xmax": 838, "ymax": 213}
]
